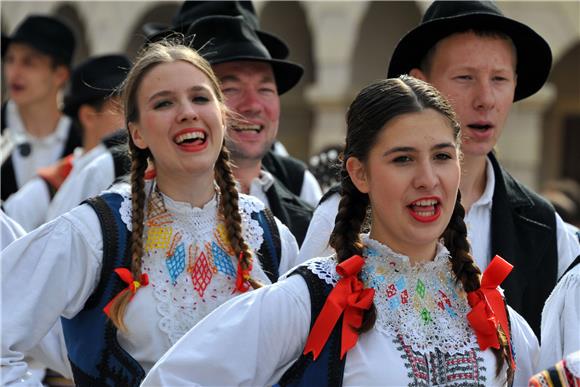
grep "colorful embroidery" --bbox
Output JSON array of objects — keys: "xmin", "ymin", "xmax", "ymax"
[
  {"xmin": 145, "ymin": 225, "xmax": 172, "ymax": 252},
  {"xmin": 396, "ymin": 335, "xmax": 486, "ymax": 386},
  {"xmin": 166, "ymin": 243, "xmax": 186, "ymax": 285},
  {"xmin": 189, "ymin": 249, "xmax": 213, "ymax": 298},
  {"xmin": 212, "ymin": 241, "xmax": 236, "ymax": 277}
]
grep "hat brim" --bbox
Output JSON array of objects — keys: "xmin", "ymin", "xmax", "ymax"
[
  {"xmin": 210, "ymin": 55, "xmax": 303, "ymax": 95},
  {"xmin": 388, "ymin": 13, "xmax": 552, "ymax": 101}
]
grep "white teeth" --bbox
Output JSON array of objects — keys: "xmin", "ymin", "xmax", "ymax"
[
  {"xmin": 234, "ymin": 124, "xmax": 261, "ymax": 132},
  {"xmin": 413, "ymin": 199, "xmax": 438, "ymax": 207},
  {"xmin": 415, "ymin": 210, "xmax": 435, "ymax": 216},
  {"xmin": 175, "ymin": 131, "xmax": 205, "ymax": 144}
]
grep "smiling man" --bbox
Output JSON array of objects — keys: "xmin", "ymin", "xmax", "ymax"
[
  {"xmin": 388, "ymin": 0, "xmax": 580, "ymax": 338},
  {"xmin": 1, "ymin": 15, "xmax": 82, "ymax": 201}
]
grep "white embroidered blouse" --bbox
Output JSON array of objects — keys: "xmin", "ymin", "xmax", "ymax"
[
  {"xmin": 142, "ymin": 235, "xmax": 539, "ymax": 387},
  {"xmin": 0, "ymin": 181, "xmax": 300, "ymax": 386}
]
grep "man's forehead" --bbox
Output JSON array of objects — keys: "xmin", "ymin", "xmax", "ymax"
[
  {"xmin": 214, "ymin": 60, "xmax": 275, "ymax": 82},
  {"xmin": 5, "ymin": 42, "xmax": 49, "ymax": 59}
]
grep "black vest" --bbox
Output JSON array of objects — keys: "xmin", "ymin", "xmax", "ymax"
[
  {"xmin": 262, "ymin": 150, "xmax": 307, "ymax": 197},
  {"xmin": 1, "ymin": 102, "xmax": 83, "ymax": 201},
  {"xmin": 265, "ymin": 178, "xmax": 314, "ymax": 247},
  {"xmin": 488, "ymin": 152, "xmax": 558, "ymax": 339}
]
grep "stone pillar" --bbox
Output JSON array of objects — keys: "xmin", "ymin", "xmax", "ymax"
[{"xmin": 302, "ymin": 1, "xmax": 369, "ymax": 153}]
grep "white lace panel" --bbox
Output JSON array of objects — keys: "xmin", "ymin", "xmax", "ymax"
[
  {"xmin": 308, "ymin": 235, "xmax": 478, "ymax": 356},
  {"xmin": 117, "ymin": 183, "xmax": 268, "ymax": 345}
]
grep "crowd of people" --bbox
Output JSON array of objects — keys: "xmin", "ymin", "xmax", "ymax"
[{"xmin": 1, "ymin": 1, "xmax": 579, "ymax": 386}]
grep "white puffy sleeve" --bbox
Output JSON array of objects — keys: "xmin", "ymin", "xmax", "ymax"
[
  {"xmin": 1, "ymin": 205, "xmax": 103, "ymax": 386},
  {"xmin": 538, "ymin": 264, "xmax": 580, "ymax": 371},
  {"xmin": 276, "ymin": 217, "xmax": 300, "ymax": 275},
  {"xmin": 142, "ymin": 274, "xmax": 311, "ymax": 386},
  {"xmin": 509, "ymin": 305, "xmax": 540, "ymax": 387}
]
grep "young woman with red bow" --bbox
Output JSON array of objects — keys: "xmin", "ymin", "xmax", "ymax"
[
  {"xmin": 1, "ymin": 41, "xmax": 299, "ymax": 387},
  {"xmin": 143, "ymin": 76, "xmax": 539, "ymax": 386}
]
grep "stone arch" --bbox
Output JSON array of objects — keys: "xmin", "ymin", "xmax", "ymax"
[
  {"xmin": 259, "ymin": 1, "xmax": 315, "ymax": 161},
  {"xmin": 124, "ymin": 2, "xmax": 180, "ymax": 60},
  {"xmin": 350, "ymin": 1, "xmax": 421, "ymax": 94},
  {"xmin": 541, "ymin": 40, "xmax": 580, "ymax": 185},
  {"xmin": 53, "ymin": 3, "xmax": 90, "ymax": 66}
]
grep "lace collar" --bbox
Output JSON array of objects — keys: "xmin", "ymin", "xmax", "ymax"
[{"xmin": 307, "ymin": 234, "xmax": 478, "ymax": 356}]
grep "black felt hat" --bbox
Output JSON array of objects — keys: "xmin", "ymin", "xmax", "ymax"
[
  {"xmin": 187, "ymin": 15, "xmax": 303, "ymax": 95},
  {"xmin": 63, "ymin": 54, "xmax": 131, "ymax": 118},
  {"xmin": 2, "ymin": 15, "xmax": 76, "ymax": 66},
  {"xmin": 143, "ymin": 1, "xmax": 290, "ymax": 59},
  {"xmin": 387, "ymin": 0, "xmax": 552, "ymax": 101}
]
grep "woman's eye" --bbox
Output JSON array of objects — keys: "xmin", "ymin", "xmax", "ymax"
[
  {"xmin": 434, "ymin": 153, "xmax": 452, "ymax": 161},
  {"xmin": 153, "ymin": 100, "xmax": 171, "ymax": 109},
  {"xmin": 393, "ymin": 155, "xmax": 412, "ymax": 163},
  {"xmin": 193, "ymin": 96, "xmax": 210, "ymax": 103}
]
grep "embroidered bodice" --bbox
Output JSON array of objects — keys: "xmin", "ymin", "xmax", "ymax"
[
  {"xmin": 307, "ymin": 235, "xmax": 491, "ymax": 386},
  {"xmin": 116, "ymin": 181, "xmax": 269, "ymax": 345}
]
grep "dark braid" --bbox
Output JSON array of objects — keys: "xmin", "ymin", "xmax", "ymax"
[
  {"xmin": 108, "ymin": 141, "xmax": 149, "ymax": 332},
  {"xmin": 443, "ymin": 191, "xmax": 514, "ymax": 383},
  {"xmin": 214, "ymin": 145, "xmax": 260, "ymax": 289}
]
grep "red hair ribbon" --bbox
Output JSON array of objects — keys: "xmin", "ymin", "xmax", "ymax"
[
  {"xmin": 144, "ymin": 167, "xmax": 156, "ymax": 180},
  {"xmin": 466, "ymin": 255, "xmax": 515, "ymax": 370},
  {"xmin": 235, "ymin": 252, "xmax": 252, "ymax": 293},
  {"xmin": 303, "ymin": 255, "xmax": 375, "ymax": 360},
  {"xmin": 103, "ymin": 268, "xmax": 149, "ymax": 317}
]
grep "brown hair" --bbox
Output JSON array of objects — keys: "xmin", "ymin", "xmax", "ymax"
[
  {"xmin": 107, "ymin": 41, "xmax": 259, "ymax": 332},
  {"xmin": 330, "ymin": 75, "xmax": 513, "ymax": 382}
]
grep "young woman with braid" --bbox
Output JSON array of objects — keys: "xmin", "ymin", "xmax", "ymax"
[
  {"xmin": 1, "ymin": 41, "xmax": 299, "ymax": 387},
  {"xmin": 142, "ymin": 76, "xmax": 539, "ymax": 387}
]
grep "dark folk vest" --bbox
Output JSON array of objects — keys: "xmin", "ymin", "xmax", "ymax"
[
  {"xmin": 262, "ymin": 150, "xmax": 307, "ymax": 197},
  {"xmin": 1, "ymin": 102, "xmax": 83, "ymax": 201},
  {"xmin": 62, "ymin": 192, "xmax": 282, "ymax": 385},
  {"xmin": 488, "ymin": 152, "xmax": 558, "ymax": 339},
  {"xmin": 276, "ymin": 267, "xmax": 346, "ymax": 387}
]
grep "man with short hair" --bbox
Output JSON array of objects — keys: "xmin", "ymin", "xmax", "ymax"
[
  {"xmin": 387, "ymin": 0, "xmax": 580, "ymax": 339},
  {"xmin": 3, "ymin": 54, "xmax": 129, "ymax": 231},
  {"xmin": 1, "ymin": 15, "xmax": 81, "ymax": 201}
]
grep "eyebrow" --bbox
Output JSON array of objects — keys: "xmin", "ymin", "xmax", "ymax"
[
  {"xmin": 219, "ymin": 74, "xmax": 276, "ymax": 84},
  {"xmin": 148, "ymin": 85, "xmax": 210, "ymax": 103},
  {"xmin": 382, "ymin": 142, "xmax": 456, "ymax": 157}
]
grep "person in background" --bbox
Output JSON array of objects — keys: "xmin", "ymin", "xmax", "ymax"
[
  {"xmin": 1, "ymin": 41, "xmax": 298, "ymax": 386},
  {"xmin": 142, "ymin": 76, "xmax": 538, "ymax": 387},
  {"xmin": 3, "ymin": 55, "xmax": 129, "ymax": 231},
  {"xmin": 1, "ymin": 15, "xmax": 81, "ymax": 202}
]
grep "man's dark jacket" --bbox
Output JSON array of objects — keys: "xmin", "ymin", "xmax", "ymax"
[{"xmin": 488, "ymin": 152, "xmax": 558, "ymax": 339}]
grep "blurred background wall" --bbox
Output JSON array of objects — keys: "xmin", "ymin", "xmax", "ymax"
[{"xmin": 2, "ymin": 1, "xmax": 579, "ymax": 192}]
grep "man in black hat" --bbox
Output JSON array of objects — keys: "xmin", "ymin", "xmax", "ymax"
[
  {"xmin": 1, "ymin": 15, "xmax": 82, "ymax": 202},
  {"xmin": 3, "ymin": 54, "xmax": 129, "ymax": 231},
  {"xmin": 388, "ymin": 0, "xmax": 580, "ymax": 338},
  {"xmin": 147, "ymin": 1, "xmax": 322, "ymax": 211},
  {"xmin": 184, "ymin": 14, "xmax": 315, "ymax": 247}
]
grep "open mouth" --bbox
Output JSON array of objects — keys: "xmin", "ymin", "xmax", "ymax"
[
  {"xmin": 407, "ymin": 197, "xmax": 441, "ymax": 222},
  {"xmin": 173, "ymin": 130, "xmax": 207, "ymax": 146},
  {"xmin": 467, "ymin": 123, "xmax": 493, "ymax": 132},
  {"xmin": 232, "ymin": 123, "xmax": 262, "ymax": 134}
]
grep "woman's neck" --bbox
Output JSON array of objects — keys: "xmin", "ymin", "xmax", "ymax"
[
  {"xmin": 155, "ymin": 171, "xmax": 215, "ymax": 208},
  {"xmin": 368, "ymin": 231, "xmax": 438, "ymax": 266}
]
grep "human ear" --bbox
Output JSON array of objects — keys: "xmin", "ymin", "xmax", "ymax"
[
  {"xmin": 409, "ymin": 68, "xmax": 427, "ymax": 81},
  {"xmin": 128, "ymin": 122, "xmax": 148, "ymax": 150},
  {"xmin": 346, "ymin": 156, "xmax": 369, "ymax": 194}
]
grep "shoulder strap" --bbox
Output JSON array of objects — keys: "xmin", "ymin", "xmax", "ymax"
[
  {"xmin": 251, "ymin": 207, "xmax": 282, "ymax": 282},
  {"xmin": 560, "ymin": 255, "xmax": 580, "ymax": 282},
  {"xmin": 319, "ymin": 184, "xmax": 340, "ymax": 206},
  {"xmin": 276, "ymin": 267, "xmax": 345, "ymax": 387}
]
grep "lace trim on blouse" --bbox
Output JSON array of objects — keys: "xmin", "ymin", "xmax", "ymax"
[
  {"xmin": 117, "ymin": 181, "xmax": 268, "ymax": 345},
  {"xmin": 307, "ymin": 234, "xmax": 478, "ymax": 356}
]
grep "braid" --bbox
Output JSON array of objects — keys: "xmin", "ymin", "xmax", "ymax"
[
  {"xmin": 443, "ymin": 191, "xmax": 514, "ymax": 383},
  {"xmin": 214, "ymin": 145, "xmax": 260, "ymax": 289},
  {"xmin": 329, "ymin": 168, "xmax": 376, "ymax": 331},
  {"xmin": 108, "ymin": 141, "xmax": 149, "ymax": 332}
]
